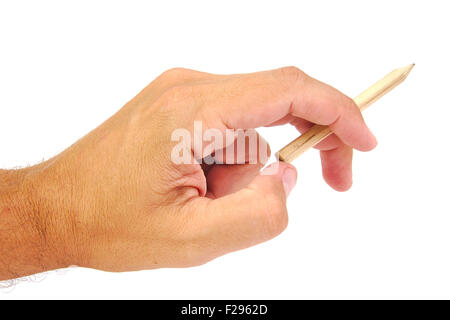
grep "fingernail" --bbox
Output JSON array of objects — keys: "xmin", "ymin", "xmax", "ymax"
[{"xmin": 282, "ymin": 167, "xmax": 297, "ymax": 198}]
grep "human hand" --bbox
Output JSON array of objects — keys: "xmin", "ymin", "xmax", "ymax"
[{"xmin": 1, "ymin": 67, "xmax": 376, "ymax": 278}]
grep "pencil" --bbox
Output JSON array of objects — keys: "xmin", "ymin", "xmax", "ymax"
[{"xmin": 276, "ymin": 64, "xmax": 415, "ymax": 163}]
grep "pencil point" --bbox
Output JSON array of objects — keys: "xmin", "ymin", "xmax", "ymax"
[{"xmin": 398, "ymin": 63, "xmax": 415, "ymax": 77}]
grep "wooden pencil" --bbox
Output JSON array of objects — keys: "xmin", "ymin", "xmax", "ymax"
[{"xmin": 276, "ymin": 64, "xmax": 415, "ymax": 163}]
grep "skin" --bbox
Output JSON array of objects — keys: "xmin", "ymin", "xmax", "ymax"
[{"xmin": 0, "ymin": 67, "xmax": 376, "ymax": 281}]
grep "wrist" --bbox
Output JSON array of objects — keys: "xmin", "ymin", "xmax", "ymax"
[{"xmin": 0, "ymin": 165, "xmax": 76, "ymax": 280}]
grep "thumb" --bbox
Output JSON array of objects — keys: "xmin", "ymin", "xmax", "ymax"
[{"xmin": 186, "ymin": 161, "xmax": 297, "ymax": 263}]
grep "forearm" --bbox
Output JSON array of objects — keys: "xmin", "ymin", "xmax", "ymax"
[{"xmin": 0, "ymin": 167, "xmax": 72, "ymax": 281}]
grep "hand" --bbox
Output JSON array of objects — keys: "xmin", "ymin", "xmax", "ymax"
[{"xmin": 0, "ymin": 67, "xmax": 376, "ymax": 279}]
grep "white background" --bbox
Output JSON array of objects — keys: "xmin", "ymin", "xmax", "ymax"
[{"xmin": 0, "ymin": 0, "xmax": 449, "ymax": 299}]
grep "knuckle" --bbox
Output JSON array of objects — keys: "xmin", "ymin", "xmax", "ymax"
[
  {"xmin": 159, "ymin": 67, "xmax": 189, "ymax": 81},
  {"xmin": 278, "ymin": 66, "xmax": 305, "ymax": 83},
  {"xmin": 342, "ymin": 94, "xmax": 358, "ymax": 111},
  {"xmin": 335, "ymin": 95, "xmax": 361, "ymax": 123}
]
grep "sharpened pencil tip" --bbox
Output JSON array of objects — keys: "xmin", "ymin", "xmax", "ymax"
[{"xmin": 400, "ymin": 63, "xmax": 415, "ymax": 77}]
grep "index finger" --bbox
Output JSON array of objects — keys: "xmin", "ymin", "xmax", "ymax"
[{"xmin": 209, "ymin": 66, "xmax": 377, "ymax": 151}]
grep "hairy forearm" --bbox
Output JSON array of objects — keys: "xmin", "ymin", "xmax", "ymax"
[{"xmin": 0, "ymin": 167, "xmax": 72, "ymax": 281}]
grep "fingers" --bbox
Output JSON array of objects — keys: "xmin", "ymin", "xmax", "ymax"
[
  {"xmin": 266, "ymin": 114, "xmax": 344, "ymax": 151},
  {"xmin": 289, "ymin": 117, "xmax": 343, "ymax": 151},
  {"xmin": 205, "ymin": 133, "xmax": 270, "ymax": 198},
  {"xmin": 207, "ymin": 66, "xmax": 377, "ymax": 152},
  {"xmin": 291, "ymin": 74, "xmax": 377, "ymax": 151},
  {"xmin": 292, "ymin": 117, "xmax": 353, "ymax": 190},
  {"xmin": 184, "ymin": 162, "xmax": 297, "ymax": 262},
  {"xmin": 205, "ymin": 163, "xmax": 263, "ymax": 198},
  {"xmin": 320, "ymin": 144, "xmax": 353, "ymax": 191},
  {"xmin": 207, "ymin": 129, "xmax": 270, "ymax": 165}
]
